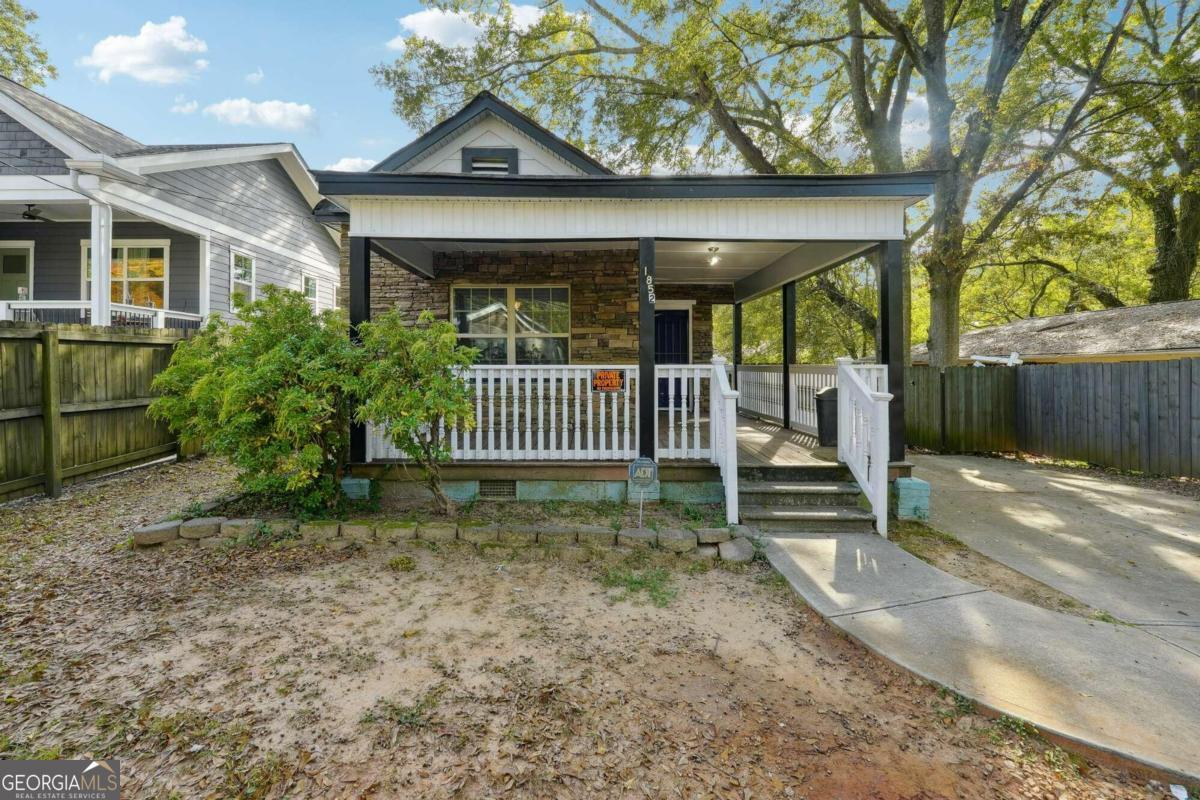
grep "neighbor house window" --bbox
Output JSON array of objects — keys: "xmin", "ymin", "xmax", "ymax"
[
  {"xmin": 451, "ymin": 286, "xmax": 569, "ymax": 364},
  {"xmin": 81, "ymin": 240, "xmax": 168, "ymax": 308},
  {"xmin": 303, "ymin": 275, "xmax": 319, "ymax": 311},
  {"xmin": 231, "ymin": 251, "xmax": 255, "ymax": 308},
  {"xmin": 462, "ymin": 147, "xmax": 518, "ymax": 175}
]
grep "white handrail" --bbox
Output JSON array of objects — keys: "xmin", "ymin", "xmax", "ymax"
[
  {"xmin": 836, "ymin": 357, "xmax": 891, "ymax": 537},
  {"xmin": 710, "ymin": 356, "xmax": 740, "ymax": 524}
]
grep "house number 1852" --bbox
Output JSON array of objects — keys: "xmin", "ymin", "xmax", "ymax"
[{"xmin": 642, "ymin": 267, "xmax": 656, "ymax": 304}]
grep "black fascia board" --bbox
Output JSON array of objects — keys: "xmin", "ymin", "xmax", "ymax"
[{"xmin": 315, "ymin": 170, "xmax": 938, "ymax": 200}]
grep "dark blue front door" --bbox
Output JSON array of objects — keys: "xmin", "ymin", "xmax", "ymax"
[{"xmin": 655, "ymin": 310, "xmax": 689, "ymax": 407}]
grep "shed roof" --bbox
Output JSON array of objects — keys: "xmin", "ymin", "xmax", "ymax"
[{"xmin": 912, "ymin": 299, "xmax": 1200, "ymax": 362}]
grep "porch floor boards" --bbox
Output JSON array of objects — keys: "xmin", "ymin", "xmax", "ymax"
[{"xmin": 730, "ymin": 415, "xmax": 831, "ymax": 468}]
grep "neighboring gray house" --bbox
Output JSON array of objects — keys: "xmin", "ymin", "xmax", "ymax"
[{"xmin": 0, "ymin": 77, "xmax": 339, "ymax": 329}]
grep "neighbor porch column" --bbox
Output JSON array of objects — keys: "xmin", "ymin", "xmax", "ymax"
[
  {"xmin": 349, "ymin": 235, "xmax": 371, "ymax": 463},
  {"xmin": 638, "ymin": 238, "xmax": 656, "ymax": 459},
  {"xmin": 88, "ymin": 200, "xmax": 112, "ymax": 326},
  {"xmin": 781, "ymin": 281, "xmax": 796, "ymax": 429},
  {"xmin": 879, "ymin": 240, "xmax": 905, "ymax": 462},
  {"xmin": 732, "ymin": 301, "xmax": 743, "ymax": 389},
  {"xmin": 198, "ymin": 235, "xmax": 211, "ymax": 319}
]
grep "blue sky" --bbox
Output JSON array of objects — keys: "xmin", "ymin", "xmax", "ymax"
[{"xmin": 28, "ymin": 1, "xmax": 452, "ymax": 170}]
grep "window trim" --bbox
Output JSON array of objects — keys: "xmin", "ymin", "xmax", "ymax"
[
  {"xmin": 461, "ymin": 147, "xmax": 519, "ymax": 175},
  {"xmin": 79, "ymin": 239, "xmax": 171, "ymax": 309},
  {"xmin": 230, "ymin": 249, "xmax": 256, "ymax": 309},
  {"xmin": 450, "ymin": 284, "xmax": 571, "ymax": 365},
  {"xmin": 0, "ymin": 240, "xmax": 36, "ymax": 300},
  {"xmin": 302, "ymin": 273, "xmax": 319, "ymax": 311}
]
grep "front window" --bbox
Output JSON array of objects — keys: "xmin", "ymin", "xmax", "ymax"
[
  {"xmin": 231, "ymin": 251, "xmax": 255, "ymax": 308},
  {"xmin": 451, "ymin": 286, "xmax": 569, "ymax": 364},
  {"xmin": 82, "ymin": 241, "xmax": 167, "ymax": 308}
]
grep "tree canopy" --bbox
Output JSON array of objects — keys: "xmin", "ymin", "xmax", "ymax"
[
  {"xmin": 375, "ymin": 0, "xmax": 1196, "ymax": 365},
  {"xmin": 0, "ymin": 0, "xmax": 54, "ymax": 88}
]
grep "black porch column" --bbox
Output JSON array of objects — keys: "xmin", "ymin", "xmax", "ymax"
[
  {"xmin": 638, "ymin": 238, "xmax": 656, "ymax": 458},
  {"xmin": 879, "ymin": 240, "xmax": 905, "ymax": 462},
  {"xmin": 732, "ymin": 301, "xmax": 743, "ymax": 389},
  {"xmin": 349, "ymin": 236, "xmax": 371, "ymax": 463},
  {"xmin": 781, "ymin": 281, "xmax": 796, "ymax": 429}
]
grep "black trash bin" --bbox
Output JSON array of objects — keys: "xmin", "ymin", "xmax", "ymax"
[{"xmin": 814, "ymin": 386, "xmax": 838, "ymax": 447}]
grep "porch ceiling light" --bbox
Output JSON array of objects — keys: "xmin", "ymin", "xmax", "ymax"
[{"xmin": 707, "ymin": 245, "xmax": 720, "ymax": 266}]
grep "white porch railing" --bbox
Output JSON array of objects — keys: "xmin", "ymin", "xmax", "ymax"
[
  {"xmin": 734, "ymin": 363, "xmax": 838, "ymax": 435},
  {"xmin": 0, "ymin": 301, "xmax": 203, "ymax": 331},
  {"xmin": 836, "ymin": 357, "xmax": 891, "ymax": 537},
  {"xmin": 709, "ymin": 357, "xmax": 740, "ymax": 524},
  {"xmin": 654, "ymin": 363, "xmax": 713, "ymax": 460},
  {"xmin": 368, "ymin": 365, "xmax": 640, "ymax": 462}
]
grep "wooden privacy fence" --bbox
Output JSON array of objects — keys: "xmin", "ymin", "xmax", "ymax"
[
  {"xmin": 906, "ymin": 359, "xmax": 1200, "ymax": 478},
  {"xmin": 0, "ymin": 323, "xmax": 188, "ymax": 503}
]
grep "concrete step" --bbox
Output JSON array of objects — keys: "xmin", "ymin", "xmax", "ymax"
[
  {"xmin": 739, "ymin": 505, "xmax": 876, "ymax": 533},
  {"xmin": 738, "ymin": 464, "xmax": 852, "ymax": 483},
  {"xmin": 739, "ymin": 481, "xmax": 862, "ymax": 507}
]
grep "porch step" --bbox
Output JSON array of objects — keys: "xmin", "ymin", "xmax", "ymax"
[
  {"xmin": 738, "ymin": 464, "xmax": 852, "ymax": 483},
  {"xmin": 739, "ymin": 505, "xmax": 876, "ymax": 534},
  {"xmin": 739, "ymin": 481, "xmax": 863, "ymax": 507}
]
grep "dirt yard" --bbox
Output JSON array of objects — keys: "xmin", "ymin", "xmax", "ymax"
[{"xmin": 0, "ymin": 459, "xmax": 1182, "ymax": 799}]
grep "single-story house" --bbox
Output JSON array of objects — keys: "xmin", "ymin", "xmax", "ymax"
[
  {"xmin": 316, "ymin": 92, "xmax": 934, "ymax": 533},
  {"xmin": 0, "ymin": 76, "xmax": 339, "ymax": 329},
  {"xmin": 913, "ymin": 299, "xmax": 1200, "ymax": 365}
]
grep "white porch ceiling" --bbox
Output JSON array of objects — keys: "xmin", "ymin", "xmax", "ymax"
[
  {"xmin": 387, "ymin": 237, "xmax": 876, "ymax": 302},
  {"xmin": 425, "ymin": 238, "xmax": 804, "ymax": 283}
]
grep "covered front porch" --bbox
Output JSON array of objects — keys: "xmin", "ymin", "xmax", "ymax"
[
  {"xmin": 0, "ymin": 191, "xmax": 205, "ymax": 330},
  {"xmin": 320, "ymin": 170, "xmax": 934, "ymax": 531}
]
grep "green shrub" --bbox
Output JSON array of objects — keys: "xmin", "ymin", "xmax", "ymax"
[
  {"xmin": 355, "ymin": 310, "xmax": 477, "ymax": 515},
  {"xmin": 149, "ymin": 287, "xmax": 361, "ymax": 516}
]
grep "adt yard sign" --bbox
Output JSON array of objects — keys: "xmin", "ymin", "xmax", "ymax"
[{"xmin": 629, "ymin": 457, "xmax": 657, "ymax": 487}]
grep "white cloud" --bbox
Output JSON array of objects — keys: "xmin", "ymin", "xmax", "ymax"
[
  {"xmin": 203, "ymin": 98, "xmax": 316, "ymax": 131},
  {"xmin": 169, "ymin": 94, "xmax": 197, "ymax": 114},
  {"xmin": 245, "ymin": 66, "xmax": 264, "ymax": 84},
  {"xmin": 80, "ymin": 16, "xmax": 208, "ymax": 84},
  {"xmin": 388, "ymin": 4, "xmax": 543, "ymax": 49},
  {"xmin": 900, "ymin": 93, "xmax": 930, "ymax": 150},
  {"xmin": 323, "ymin": 156, "xmax": 375, "ymax": 171}
]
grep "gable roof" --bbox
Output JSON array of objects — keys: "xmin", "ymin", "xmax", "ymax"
[
  {"xmin": 372, "ymin": 91, "xmax": 612, "ymax": 175},
  {"xmin": 0, "ymin": 76, "xmax": 141, "ymax": 156},
  {"xmin": 0, "ymin": 78, "xmax": 323, "ymax": 208},
  {"xmin": 912, "ymin": 299, "xmax": 1200, "ymax": 362}
]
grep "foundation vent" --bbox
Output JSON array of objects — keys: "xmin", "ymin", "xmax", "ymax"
[{"xmin": 478, "ymin": 479, "xmax": 517, "ymax": 500}]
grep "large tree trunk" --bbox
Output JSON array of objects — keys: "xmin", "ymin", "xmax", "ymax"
[
  {"xmin": 1147, "ymin": 189, "xmax": 1198, "ymax": 302},
  {"xmin": 925, "ymin": 262, "xmax": 965, "ymax": 367}
]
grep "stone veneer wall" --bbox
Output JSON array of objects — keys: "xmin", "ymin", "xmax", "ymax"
[{"xmin": 338, "ymin": 226, "xmax": 733, "ymax": 364}]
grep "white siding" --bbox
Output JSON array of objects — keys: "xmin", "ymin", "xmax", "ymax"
[
  {"xmin": 402, "ymin": 114, "xmax": 584, "ymax": 176},
  {"xmin": 346, "ymin": 197, "xmax": 910, "ymax": 241}
]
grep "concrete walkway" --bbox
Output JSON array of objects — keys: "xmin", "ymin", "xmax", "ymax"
[
  {"xmin": 764, "ymin": 533, "xmax": 1200, "ymax": 780},
  {"xmin": 912, "ymin": 454, "xmax": 1200, "ymax": 655}
]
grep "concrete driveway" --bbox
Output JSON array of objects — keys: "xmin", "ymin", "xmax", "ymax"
[{"xmin": 912, "ymin": 454, "xmax": 1200, "ymax": 655}]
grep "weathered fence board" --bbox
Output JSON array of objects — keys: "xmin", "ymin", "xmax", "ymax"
[
  {"xmin": 909, "ymin": 359, "xmax": 1200, "ymax": 478},
  {"xmin": 905, "ymin": 366, "xmax": 1017, "ymax": 453},
  {"xmin": 0, "ymin": 323, "xmax": 187, "ymax": 502}
]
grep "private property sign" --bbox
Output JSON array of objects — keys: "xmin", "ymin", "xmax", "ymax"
[{"xmin": 591, "ymin": 369, "xmax": 625, "ymax": 393}]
